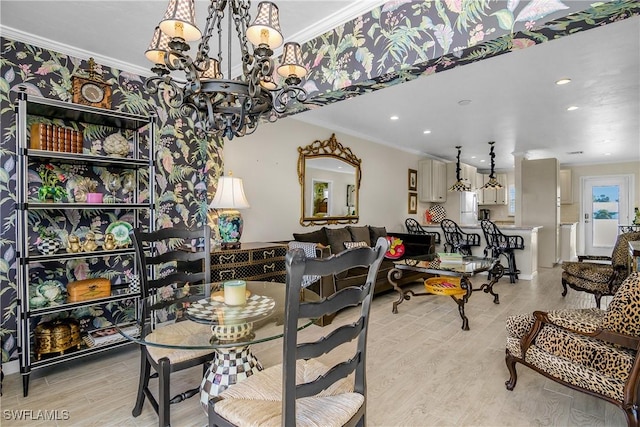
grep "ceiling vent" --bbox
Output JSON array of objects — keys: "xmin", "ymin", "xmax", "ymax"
[{"xmin": 567, "ymin": 151, "xmax": 584, "ymax": 155}]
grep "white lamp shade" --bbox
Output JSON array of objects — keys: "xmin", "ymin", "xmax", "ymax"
[
  {"xmin": 246, "ymin": 1, "xmax": 283, "ymax": 49},
  {"xmin": 145, "ymin": 26, "xmax": 171, "ymax": 64},
  {"xmin": 210, "ymin": 176, "xmax": 250, "ymax": 209},
  {"xmin": 277, "ymin": 42, "xmax": 307, "ymax": 79},
  {"xmin": 159, "ymin": 0, "xmax": 202, "ymax": 41}
]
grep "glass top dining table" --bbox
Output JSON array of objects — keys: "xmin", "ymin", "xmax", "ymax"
[{"xmin": 116, "ymin": 281, "xmax": 319, "ymax": 350}]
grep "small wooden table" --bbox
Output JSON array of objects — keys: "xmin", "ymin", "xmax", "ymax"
[{"xmin": 387, "ymin": 255, "xmax": 504, "ymax": 330}]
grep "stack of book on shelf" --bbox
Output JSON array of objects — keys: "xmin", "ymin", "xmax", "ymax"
[
  {"xmin": 437, "ymin": 252, "xmax": 464, "ymax": 264},
  {"xmin": 82, "ymin": 323, "xmax": 139, "ymax": 348}
]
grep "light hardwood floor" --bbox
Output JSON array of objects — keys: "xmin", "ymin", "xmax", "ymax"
[{"xmin": 1, "ymin": 265, "xmax": 628, "ymax": 426}]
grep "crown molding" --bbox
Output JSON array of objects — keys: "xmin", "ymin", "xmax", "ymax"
[
  {"xmin": 288, "ymin": 0, "xmax": 387, "ymax": 44},
  {"xmin": 0, "ymin": 25, "xmax": 152, "ymax": 77}
]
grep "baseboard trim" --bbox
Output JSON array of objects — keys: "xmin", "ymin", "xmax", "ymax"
[{"xmin": 2, "ymin": 359, "xmax": 19, "ymax": 375}]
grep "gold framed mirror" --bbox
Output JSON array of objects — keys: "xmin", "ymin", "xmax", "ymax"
[{"xmin": 298, "ymin": 134, "xmax": 361, "ymax": 226}]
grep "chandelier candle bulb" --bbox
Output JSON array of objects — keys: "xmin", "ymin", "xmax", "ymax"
[{"xmin": 224, "ymin": 280, "xmax": 247, "ymax": 306}]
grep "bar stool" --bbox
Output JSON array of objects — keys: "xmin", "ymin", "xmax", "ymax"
[
  {"xmin": 480, "ymin": 219, "xmax": 524, "ymax": 283},
  {"xmin": 440, "ymin": 219, "xmax": 481, "ymax": 255},
  {"xmin": 405, "ymin": 218, "xmax": 441, "ymax": 244}
]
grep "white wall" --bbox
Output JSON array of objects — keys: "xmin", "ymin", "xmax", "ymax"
[{"xmin": 222, "ymin": 117, "xmax": 423, "ymax": 242}]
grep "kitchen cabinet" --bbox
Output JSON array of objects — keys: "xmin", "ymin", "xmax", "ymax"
[
  {"xmin": 418, "ymin": 158, "xmax": 447, "ymax": 203},
  {"xmin": 560, "ymin": 169, "xmax": 573, "ymax": 204},
  {"xmin": 15, "ymin": 92, "xmax": 155, "ymax": 396},
  {"xmin": 479, "ymin": 173, "xmax": 508, "ymax": 205}
]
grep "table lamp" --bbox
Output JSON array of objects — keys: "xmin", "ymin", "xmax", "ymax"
[{"xmin": 210, "ymin": 175, "xmax": 250, "ymax": 249}]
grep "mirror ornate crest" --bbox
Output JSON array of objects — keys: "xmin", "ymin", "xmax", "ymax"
[{"xmin": 298, "ymin": 134, "xmax": 361, "ymax": 226}]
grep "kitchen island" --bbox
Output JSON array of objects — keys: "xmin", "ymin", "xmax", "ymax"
[{"xmin": 420, "ymin": 223, "xmax": 542, "ymax": 280}]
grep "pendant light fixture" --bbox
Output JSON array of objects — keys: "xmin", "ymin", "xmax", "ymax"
[
  {"xmin": 448, "ymin": 146, "xmax": 469, "ymax": 192},
  {"xmin": 481, "ymin": 141, "xmax": 503, "ymax": 189},
  {"xmin": 144, "ymin": 0, "xmax": 308, "ymax": 141}
]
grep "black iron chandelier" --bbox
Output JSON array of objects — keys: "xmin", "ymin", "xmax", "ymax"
[
  {"xmin": 481, "ymin": 141, "xmax": 503, "ymax": 189},
  {"xmin": 448, "ymin": 146, "xmax": 469, "ymax": 192},
  {"xmin": 144, "ymin": 0, "xmax": 308, "ymax": 140}
]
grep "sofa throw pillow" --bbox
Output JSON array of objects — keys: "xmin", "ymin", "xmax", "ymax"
[
  {"xmin": 293, "ymin": 228, "xmax": 328, "ymax": 246},
  {"xmin": 344, "ymin": 241, "xmax": 369, "ymax": 250},
  {"xmin": 325, "ymin": 227, "xmax": 353, "ymax": 255},
  {"xmin": 369, "ymin": 226, "xmax": 387, "ymax": 245},
  {"xmin": 347, "ymin": 226, "xmax": 371, "ymax": 246}
]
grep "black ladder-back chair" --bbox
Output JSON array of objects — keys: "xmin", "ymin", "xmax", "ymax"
[
  {"xmin": 208, "ymin": 237, "xmax": 389, "ymax": 427},
  {"xmin": 130, "ymin": 226, "xmax": 215, "ymax": 427},
  {"xmin": 440, "ymin": 219, "xmax": 481, "ymax": 255},
  {"xmin": 405, "ymin": 217, "xmax": 441, "ymax": 244},
  {"xmin": 480, "ymin": 220, "xmax": 525, "ymax": 283}
]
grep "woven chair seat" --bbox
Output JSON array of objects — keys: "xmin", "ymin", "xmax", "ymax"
[
  {"xmin": 213, "ymin": 359, "xmax": 362, "ymax": 426},
  {"xmin": 146, "ymin": 322, "xmax": 214, "ymax": 364}
]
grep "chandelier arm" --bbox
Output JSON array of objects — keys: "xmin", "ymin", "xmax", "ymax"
[
  {"xmin": 232, "ymin": 0, "xmax": 253, "ymax": 78},
  {"xmin": 144, "ymin": 74, "xmax": 184, "ymax": 109},
  {"xmin": 195, "ymin": 0, "xmax": 220, "ymax": 66},
  {"xmin": 272, "ymin": 86, "xmax": 308, "ymax": 114}
]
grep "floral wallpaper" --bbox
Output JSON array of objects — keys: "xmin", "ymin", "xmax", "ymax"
[
  {"xmin": 0, "ymin": 39, "xmax": 223, "ymax": 363},
  {"xmin": 289, "ymin": 0, "xmax": 639, "ymax": 114},
  {"xmin": 0, "ymin": 0, "xmax": 637, "ymax": 366}
]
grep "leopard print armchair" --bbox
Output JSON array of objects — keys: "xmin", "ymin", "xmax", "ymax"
[
  {"xmin": 505, "ymin": 272, "xmax": 640, "ymax": 426},
  {"xmin": 561, "ymin": 231, "xmax": 640, "ymax": 308}
]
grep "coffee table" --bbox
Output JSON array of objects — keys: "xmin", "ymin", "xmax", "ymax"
[{"xmin": 387, "ymin": 255, "xmax": 504, "ymax": 330}]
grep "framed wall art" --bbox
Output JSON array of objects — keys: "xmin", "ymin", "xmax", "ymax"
[
  {"xmin": 408, "ymin": 193, "xmax": 417, "ymax": 214},
  {"xmin": 408, "ymin": 169, "xmax": 417, "ymax": 191}
]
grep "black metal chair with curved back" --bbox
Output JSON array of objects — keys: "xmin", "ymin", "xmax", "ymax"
[
  {"xmin": 480, "ymin": 219, "xmax": 524, "ymax": 283},
  {"xmin": 440, "ymin": 219, "xmax": 481, "ymax": 255},
  {"xmin": 130, "ymin": 226, "xmax": 215, "ymax": 427},
  {"xmin": 405, "ymin": 217, "xmax": 441, "ymax": 244},
  {"xmin": 208, "ymin": 237, "xmax": 389, "ymax": 427}
]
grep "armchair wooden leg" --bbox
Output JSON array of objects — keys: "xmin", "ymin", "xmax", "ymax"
[
  {"xmin": 561, "ymin": 278, "xmax": 568, "ymax": 297},
  {"xmin": 132, "ymin": 348, "xmax": 150, "ymax": 417},
  {"xmin": 594, "ymin": 294, "xmax": 602, "ymax": 309},
  {"xmin": 158, "ymin": 357, "xmax": 171, "ymax": 427},
  {"xmin": 624, "ymin": 405, "xmax": 639, "ymax": 427},
  {"xmin": 505, "ymin": 349, "xmax": 518, "ymax": 391}
]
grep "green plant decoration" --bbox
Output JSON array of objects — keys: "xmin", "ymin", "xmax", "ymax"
[{"xmin": 37, "ymin": 164, "xmax": 67, "ymax": 202}]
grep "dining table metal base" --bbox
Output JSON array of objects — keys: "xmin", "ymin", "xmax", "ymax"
[{"xmin": 199, "ymin": 345, "xmax": 263, "ymax": 411}]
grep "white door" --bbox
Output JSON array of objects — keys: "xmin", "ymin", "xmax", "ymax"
[{"xmin": 581, "ymin": 175, "xmax": 632, "ymax": 256}]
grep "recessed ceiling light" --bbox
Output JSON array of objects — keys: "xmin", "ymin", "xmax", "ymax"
[
  {"xmin": 458, "ymin": 99, "xmax": 472, "ymax": 106},
  {"xmin": 480, "ymin": 159, "xmax": 486, "ymax": 162},
  {"xmin": 471, "ymin": 156, "xmax": 476, "ymax": 159},
  {"xmin": 605, "ymin": 152, "xmax": 612, "ymax": 156},
  {"xmin": 567, "ymin": 106, "xmax": 579, "ymax": 111},
  {"xmin": 390, "ymin": 115, "xmax": 399, "ymax": 120},
  {"xmin": 556, "ymin": 78, "xmax": 571, "ymax": 85},
  {"xmin": 423, "ymin": 129, "xmax": 431, "ymax": 134}
]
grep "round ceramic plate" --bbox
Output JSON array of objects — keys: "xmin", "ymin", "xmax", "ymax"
[
  {"xmin": 428, "ymin": 205, "xmax": 447, "ymax": 223},
  {"xmin": 105, "ymin": 221, "xmax": 133, "ymax": 247}
]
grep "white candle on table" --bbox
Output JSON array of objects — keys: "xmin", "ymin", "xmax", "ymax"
[{"xmin": 223, "ymin": 280, "xmax": 246, "ymax": 306}]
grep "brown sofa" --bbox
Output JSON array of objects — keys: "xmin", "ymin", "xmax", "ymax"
[{"xmin": 291, "ymin": 225, "xmax": 435, "ymax": 324}]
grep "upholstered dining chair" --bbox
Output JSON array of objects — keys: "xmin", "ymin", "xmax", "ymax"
[
  {"xmin": 561, "ymin": 231, "xmax": 640, "ymax": 308},
  {"xmin": 130, "ymin": 226, "xmax": 215, "ymax": 427},
  {"xmin": 440, "ymin": 218, "xmax": 481, "ymax": 255},
  {"xmin": 208, "ymin": 237, "xmax": 388, "ymax": 427},
  {"xmin": 480, "ymin": 220, "xmax": 525, "ymax": 283},
  {"xmin": 405, "ymin": 217, "xmax": 441, "ymax": 244}
]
